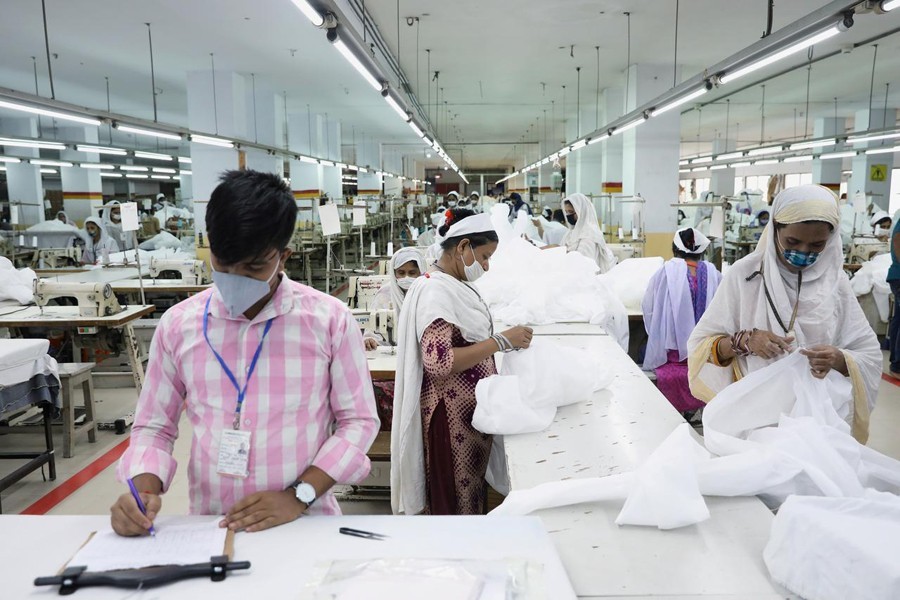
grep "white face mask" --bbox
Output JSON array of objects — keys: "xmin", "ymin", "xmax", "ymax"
[
  {"xmin": 211, "ymin": 260, "xmax": 281, "ymax": 318},
  {"xmin": 397, "ymin": 277, "xmax": 416, "ymax": 291},
  {"xmin": 461, "ymin": 244, "xmax": 486, "ymax": 282}
]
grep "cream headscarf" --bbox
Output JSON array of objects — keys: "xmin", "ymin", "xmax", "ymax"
[
  {"xmin": 388, "ymin": 247, "xmax": 426, "ymax": 321},
  {"xmin": 687, "ymin": 184, "xmax": 881, "ymax": 442},
  {"xmin": 560, "ymin": 193, "xmax": 616, "ymax": 273}
]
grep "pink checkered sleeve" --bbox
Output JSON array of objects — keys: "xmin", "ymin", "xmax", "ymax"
[{"xmin": 311, "ymin": 308, "xmax": 380, "ymax": 484}]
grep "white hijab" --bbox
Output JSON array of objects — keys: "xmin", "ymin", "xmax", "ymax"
[
  {"xmin": 388, "ymin": 247, "xmax": 426, "ymax": 322},
  {"xmin": 688, "ymin": 185, "xmax": 880, "ymax": 440},
  {"xmin": 391, "ymin": 269, "xmax": 494, "ymax": 515},
  {"xmin": 560, "ymin": 193, "xmax": 616, "ymax": 273}
]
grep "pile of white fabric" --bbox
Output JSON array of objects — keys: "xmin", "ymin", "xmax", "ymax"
[
  {"xmin": 138, "ymin": 231, "xmax": 184, "ymax": 252},
  {"xmin": 103, "ymin": 247, "xmax": 196, "ymax": 269},
  {"xmin": 25, "ymin": 220, "xmax": 80, "ymax": 233},
  {"xmin": 850, "ymin": 253, "xmax": 892, "ymax": 322},
  {"xmin": 152, "ymin": 203, "xmax": 192, "ymax": 224},
  {"xmin": 475, "ymin": 205, "xmax": 629, "ymax": 349},
  {"xmin": 0, "ymin": 257, "xmax": 36, "ymax": 305},
  {"xmin": 598, "ymin": 257, "xmax": 665, "ymax": 313}
]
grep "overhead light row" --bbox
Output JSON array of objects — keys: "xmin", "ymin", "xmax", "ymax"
[{"xmin": 678, "ymin": 145, "xmax": 899, "ymax": 175}]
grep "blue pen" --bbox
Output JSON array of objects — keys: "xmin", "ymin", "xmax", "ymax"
[{"xmin": 127, "ymin": 478, "xmax": 156, "ymax": 537}]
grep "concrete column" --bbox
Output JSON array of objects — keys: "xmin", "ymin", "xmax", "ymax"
[
  {"xmin": 59, "ymin": 127, "xmax": 103, "ymax": 224},
  {"xmin": 811, "ymin": 117, "xmax": 845, "ymax": 194},
  {"xmin": 243, "ymin": 83, "xmax": 281, "ymax": 175},
  {"xmin": 320, "ymin": 114, "xmax": 342, "ymax": 201},
  {"xmin": 600, "ymin": 88, "xmax": 624, "ymax": 195},
  {"xmin": 382, "ymin": 146, "xmax": 402, "ymax": 196},
  {"xmin": 850, "ymin": 108, "xmax": 896, "ymax": 212},
  {"xmin": 537, "ymin": 141, "xmax": 558, "ymax": 205},
  {"xmin": 566, "ymin": 107, "xmax": 604, "ymax": 198},
  {"xmin": 287, "ymin": 112, "xmax": 323, "ymax": 222},
  {"xmin": 709, "ymin": 138, "xmax": 736, "ymax": 197},
  {"xmin": 1, "ymin": 117, "xmax": 44, "ymax": 225},
  {"xmin": 622, "ymin": 65, "xmax": 682, "ymax": 258},
  {"xmin": 186, "ymin": 70, "xmax": 246, "ymax": 236},
  {"xmin": 356, "ymin": 138, "xmax": 381, "ymax": 199}
]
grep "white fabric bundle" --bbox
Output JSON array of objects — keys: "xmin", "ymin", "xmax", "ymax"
[
  {"xmin": 25, "ymin": 220, "xmax": 80, "ymax": 233},
  {"xmin": 138, "ymin": 231, "xmax": 183, "ymax": 251},
  {"xmin": 850, "ymin": 253, "xmax": 892, "ymax": 322},
  {"xmin": 599, "ymin": 257, "xmax": 665, "ymax": 313},
  {"xmin": 0, "ymin": 257, "xmax": 37, "ymax": 305},
  {"xmin": 475, "ymin": 205, "xmax": 629, "ymax": 349},
  {"xmin": 763, "ymin": 496, "xmax": 900, "ymax": 600}
]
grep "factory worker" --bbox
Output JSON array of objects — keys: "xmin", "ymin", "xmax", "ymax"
[
  {"xmin": 81, "ymin": 216, "xmax": 120, "ymax": 264},
  {"xmin": 871, "ymin": 210, "xmax": 892, "ymax": 240},
  {"xmin": 544, "ymin": 193, "xmax": 616, "ymax": 273},
  {"xmin": 687, "ymin": 185, "xmax": 880, "ymax": 442},
  {"xmin": 753, "ymin": 209, "xmax": 770, "ymax": 228},
  {"xmin": 886, "ymin": 211, "xmax": 900, "ymax": 379},
  {"xmin": 531, "ymin": 209, "xmax": 568, "ymax": 246},
  {"xmin": 677, "ymin": 209, "xmax": 687, "ymax": 226},
  {"xmin": 112, "ymin": 170, "xmax": 379, "ymax": 536},
  {"xmin": 364, "ymin": 247, "xmax": 427, "ymax": 350},
  {"xmin": 56, "ymin": 211, "xmax": 74, "ymax": 226},
  {"xmin": 445, "ymin": 191, "xmax": 460, "ymax": 207},
  {"xmin": 467, "ymin": 191, "xmax": 481, "ymax": 212},
  {"xmin": 103, "ymin": 200, "xmax": 135, "ymax": 251},
  {"xmin": 643, "ymin": 228, "xmax": 722, "ymax": 420},
  {"xmin": 392, "ymin": 208, "xmax": 532, "ymax": 516},
  {"xmin": 509, "ymin": 192, "xmax": 532, "ymax": 216}
]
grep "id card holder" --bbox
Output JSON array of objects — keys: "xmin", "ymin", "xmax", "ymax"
[{"xmin": 217, "ymin": 429, "xmax": 251, "ymax": 478}]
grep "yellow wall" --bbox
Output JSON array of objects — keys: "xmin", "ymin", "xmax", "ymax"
[{"xmin": 644, "ymin": 232, "xmax": 674, "ymax": 260}]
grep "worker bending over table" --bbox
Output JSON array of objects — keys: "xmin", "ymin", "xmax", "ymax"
[
  {"xmin": 111, "ymin": 170, "xmax": 379, "ymax": 536},
  {"xmin": 687, "ymin": 185, "xmax": 880, "ymax": 442}
]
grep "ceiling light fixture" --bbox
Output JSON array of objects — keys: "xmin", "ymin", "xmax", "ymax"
[
  {"xmin": 347, "ymin": 165, "xmax": 359, "ymax": 171},
  {"xmin": 882, "ymin": 0, "xmax": 900, "ymax": 11},
  {"xmin": 730, "ymin": 161, "xmax": 752, "ymax": 168},
  {"xmin": 328, "ymin": 31, "xmax": 384, "ymax": 92},
  {"xmin": 100, "ymin": 172, "xmax": 122, "ymax": 178},
  {"xmin": 0, "ymin": 99, "xmax": 101, "ymax": 126},
  {"xmin": 709, "ymin": 164, "xmax": 728, "ymax": 170},
  {"xmin": 783, "ymin": 155, "xmax": 813, "ymax": 162},
  {"xmin": 298, "ymin": 155, "xmax": 318, "ymax": 164},
  {"xmin": 408, "ymin": 121, "xmax": 425, "ymax": 138},
  {"xmin": 180, "ymin": 170, "xmax": 192, "ymax": 176},
  {"xmin": 716, "ymin": 151, "xmax": 745, "ymax": 161},
  {"xmin": 120, "ymin": 165, "xmax": 149, "ymax": 172},
  {"xmin": 191, "ymin": 134, "xmax": 234, "ymax": 148},
  {"xmin": 691, "ymin": 167, "xmax": 708, "ymax": 172},
  {"xmin": 290, "ymin": 0, "xmax": 325, "ymax": 26},
  {"xmin": 125, "ymin": 174, "xmax": 149, "ymax": 179},
  {"xmin": 819, "ymin": 151, "xmax": 856, "ymax": 160},
  {"xmin": 31, "ymin": 159, "xmax": 73, "ymax": 167},
  {"xmin": 692, "ymin": 156, "xmax": 714, "ymax": 164},
  {"xmin": 39, "ymin": 168, "xmax": 58, "ymax": 174},
  {"xmin": 788, "ymin": 139, "xmax": 836, "ymax": 150},
  {"xmin": 79, "ymin": 163, "xmax": 115, "ymax": 169},
  {"xmin": 320, "ymin": 159, "xmax": 335, "ymax": 167},
  {"xmin": 114, "ymin": 123, "xmax": 182, "ymax": 141},
  {"xmin": 150, "ymin": 175, "xmax": 171, "ymax": 180},
  {"xmin": 571, "ymin": 139, "xmax": 588, "ymax": 151},
  {"xmin": 865, "ymin": 146, "xmax": 900, "ymax": 155},
  {"xmin": 611, "ymin": 116, "xmax": 647, "ymax": 136},
  {"xmin": 178, "ymin": 156, "xmax": 192, "ymax": 164},
  {"xmin": 0, "ymin": 137, "xmax": 66, "ymax": 150},
  {"xmin": 652, "ymin": 85, "xmax": 709, "ymax": 117},
  {"xmin": 77, "ymin": 144, "xmax": 126, "ymax": 156},
  {"xmin": 152, "ymin": 167, "xmax": 177, "ymax": 173},
  {"xmin": 383, "ymin": 91, "xmax": 411, "ymax": 122},
  {"xmin": 754, "ymin": 159, "xmax": 780, "ymax": 165},
  {"xmin": 720, "ymin": 24, "xmax": 843, "ymax": 84},
  {"xmin": 134, "ymin": 150, "xmax": 174, "ymax": 161},
  {"xmin": 848, "ymin": 131, "xmax": 900, "ymax": 145},
  {"xmin": 587, "ymin": 133, "xmax": 609, "ymax": 146},
  {"xmin": 746, "ymin": 145, "xmax": 784, "ymax": 156},
  {"xmin": 0, "ymin": 156, "xmax": 22, "ymax": 163}
]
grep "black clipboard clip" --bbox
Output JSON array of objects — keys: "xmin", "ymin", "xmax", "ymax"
[{"xmin": 34, "ymin": 555, "xmax": 250, "ymax": 595}]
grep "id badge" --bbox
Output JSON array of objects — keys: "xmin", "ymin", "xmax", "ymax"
[{"xmin": 217, "ymin": 429, "xmax": 252, "ymax": 478}]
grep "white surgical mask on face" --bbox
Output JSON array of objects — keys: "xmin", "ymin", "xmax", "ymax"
[
  {"xmin": 397, "ymin": 276, "xmax": 416, "ymax": 290},
  {"xmin": 212, "ymin": 260, "xmax": 281, "ymax": 318},
  {"xmin": 461, "ymin": 244, "xmax": 486, "ymax": 282}
]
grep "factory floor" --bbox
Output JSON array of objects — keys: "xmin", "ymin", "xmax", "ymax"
[{"xmin": 2, "ymin": 353, "xmax": 900, "ymax": 516}]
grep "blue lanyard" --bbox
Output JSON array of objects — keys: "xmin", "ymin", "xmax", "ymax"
[{"xmin": 203, "ymin": 295, "xmax": 274, "ymax": 430}]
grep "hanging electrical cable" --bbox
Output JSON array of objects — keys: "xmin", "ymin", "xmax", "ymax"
[{"xmin": 804, "ymin": 47, "xmax": 813, "ymax": 139}]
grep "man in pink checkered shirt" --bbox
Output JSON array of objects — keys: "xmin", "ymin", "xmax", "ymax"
[{"xmin": 111, "ymin": 170, "xmax": 379, "ymax": 536}]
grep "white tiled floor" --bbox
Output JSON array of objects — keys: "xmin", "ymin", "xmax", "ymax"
[{"xmin": 3, "ymin": 353, "xmax": 900, "ymax": 517}]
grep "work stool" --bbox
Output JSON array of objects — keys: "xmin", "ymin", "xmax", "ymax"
[{"xmin": 57, "ymin": 363, "xmax": 97, "ymax": 458}]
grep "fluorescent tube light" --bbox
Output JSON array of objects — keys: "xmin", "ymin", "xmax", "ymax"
[
  {"xmin": 587, "ymin": 133, "xmax": 609, "ymax": 145},
  {"xmin": 0, "ymin": 137, "xmax": 66, "ymax": 150},
  {"xmin": 652, "ymin": 86, "xmax": 708, "ymax": 116},
  {"xmin": 882, "ymin": 0, "xmax": 900, "ymax": 11},
  {"xmin": 559, "ymin": 148, "xmax": 571, "ymax": 157},
  {"xmin": 848, "ymin": 132, "xmax": 900, "ymax": 145},
  {"xmin": 191, "ymin": 134, "xmax": 234, "ymax": 148},
  {"xmin": 150, "ymin": 175, "xmax": 170, "ymax": 180},
  {"xmin": 571, "ymin": 139, "xmax": 588, "ymax": 151},
  {"xmin": 347, "ymin": 165, "xmax": 359, "ymax": 172},
  {"xmin": 134, "ymin": 150, "xmax": 174, "ymax": 161},
  {"xmin": 691, "ymin": 167, "xmax": 708, "ymax": 172},
  {"xmin": 320, "ymin": 159, "xmax": 335, "ymax": 167},
  {"xmin": 384, "ymin": 94, "xmax": 410, "ymax": 122},
  {"xmin": 692, "ymin": 156, "xmax": 714, "ymax": 164},
  {"xmin": 298, "ymin": 155, "xmax": 318, "ymax": 164},
  {"xmin": 152, "ymin": 167, "xmax": 177, "ymax": 173},
  {"xmin": 679, "ymin": 159, "xmax": 691, "ymax": 166},
  {"xmin": 716, "ymin": 151, "xmax": 745, "ymax": 161},
  {"xmin": 173, "ymin": 176, "xmax": 181, "ymax": 181},
  {"xmin": 180, "ymin": 170, "xmax": 192, "ymax": 176},
  {"xmin": 754, "ymin": 159, "xmax": 780, "ymax": 165},
  {"xmin": 746, "ymin": 145, "xmax": 783, "ymax": 156},
  {"xmin": 408, "ymin": 121, "xmax": 425, "ymax": 138},
  {"xmin": 115, "ymin": 124, "xmax": 182, "ymax": 141},
  {"xmin": 178, "ymin": 156, "xmax": 192, "ymax": 164},
  {"xmin": 79, "ymin": 163, "xmax": 115, "ymax": 169},
  {"xmin": 0, "ymin": 166, "xmax": 6, "ymax": 171},
  {"xmin": 31, "ymin": 159, "xmax": 73, "ymax": 167},
  {"xmin": 865, "ymin": 146, "xmax": 900, "ymax": 155},
  {"xmin": 77, "ymin": 144, "xmax": 126, "ymax": 156},
  {"xmin": 423, "ymin": 137, "xmax": 433, "ymax": 147},
  {"xmin": 788, "ymin": 139, "xmax": 835, "ymax": 150},
  {"xmin": 783, "ymin": 155, "xmax": 813, "ymax": 162},
  {"xmin": 120, "ymin": 165, "xmax": 149, "ymax": 172},
  {"xmin": 720, "ymin": 25, "xmax": 841, "ymax": 84},
  {"xmin": 0, "ymin": 99, "xmax": 101, "ymax": 126},
  {"xmin": 730, "ymin": 161, "xmax": 752, "ymax": 168},
  {"xmin": 39, "ymin": 168, "xmax": 58, "ymax": 174},
  {"xmin": 819, "ymin": 151, "xmax": 856, "ymax": 160},
  {"xmin": 611, "ymin": 116, "xmax": 646, "ymax": 135},
  {"xmin": 0, "ymin": 156, "xmax": 22, "ymax": 163},
  {"xmin": 125, "ymin": 174, "xmax": 149, "ymax": 179},
  {"xmin": 709, "ymin": 164, "xmax": 728, "ymax": 170},
  {"xmin": 100, "ymin": 172, "xmax": 122, "ymax": 178},
  {"xmin": 290, "ymin": 0, "xmax": 324, "ymax": 26},
  {"xmin": 333, "ymin": 39, "xmax": 382, "ymax": 91}
]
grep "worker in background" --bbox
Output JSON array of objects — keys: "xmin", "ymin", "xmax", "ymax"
[
  {"xmin": 81, "ymin": 216, "xmax": 120, "ymax": 264},
  {"xmin": 542, "ymin": 193, "xmax": 616, "ymax": 273},
  {"xmin": 687, "ymin": 185, "xmax": 880, "ymax": 442},
  {"xmin": 753, "ymin": 209, "xmax": 770, "ymax": 228},
  {"xmin": 886, "ymin": 213, "xmax": 900, "ymax": 379},
  {"xmin": 643, "ymin": 228, "xmax": 722, "ymax": 422},
  {"xmin": 445, "ymin": 190, "xmax": 460, "ymax": 207},
  {"xmin": 467, "ymin": 191, "xmax": 481, "ymax": 212},
  {"xmin": 103, "ymin": 200, "xmax": 135, "ymax": 251},
  {"xmin": 531, "ymin": 209, "xmax": 567, "ymax": 246},
  {"xmin": 153, "ymin": 193, "xmax": 166, "ymax": 212},
  {"xmin": 110, "ymin": 170, "xmax": 379, "ymax": 536},
  {"xmin": 56, "ymin": 211, "xmax": 74, "ymax": 226},
  {"xmin": 509, "ymin": 192, "xmax": 532, "ymax": 216},
  {"xmin": 364, "ymin": 248, "xmax": 427, "ymax": 350},
  {"xmin": 392, "ymin": 208, "xmax": 532, "ymax": 516},
  {"xmin": 677, "ymin": 209, "xmax": 687, "ymax": 227},
  {"xmin": 541, "ymin": 206, "xmax": 552, "ymax": 220},
  {"xmin": 871, "ymin": 211, "xmax": 892, "ymax": 241}
]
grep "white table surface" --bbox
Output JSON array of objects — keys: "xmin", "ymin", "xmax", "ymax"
[
  {"xmin": 500, "ymin": 334, "xmax": 790, "ymax": 599},
  {"xmin": 365, "ymin": 348, "xmax": 398, "ymax": 377},
  {"xmin": 41, "ymin": 267, "xmax": 141, "ymax": 284},
  {"xmin": 494, "ymin": 321, "xmax": 609, "ymax": 337},
  {"xmin": 1, "ymin": 514, "xmax": 576, "ymax": 599},
  {"xmin": 111, "ymin": 280, "xmax": 210, "ymax": 293}
]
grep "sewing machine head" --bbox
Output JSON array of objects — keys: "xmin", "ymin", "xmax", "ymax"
[
  {"xmin": 372, "ymin": 309, "xmax": 396, "ymax": 346},
  {"xmin": 848, "ymin": 236, "xmax": 889, "ymax": 264},
  {"xmin": 739, "ymin": 226, "xmax": 765, "ymax": 243},
  {"xmin": 32, "ymin": 247, "xmax": 82, "ymax": 269},
  {"xmin": 148, "ymin": 257, "xmax": 210, "ymax": 285},
  {"xmin": 33, "ymin": 280, "xmax": 122, "ymax": 317}
]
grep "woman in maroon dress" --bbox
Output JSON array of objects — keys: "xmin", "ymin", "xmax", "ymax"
[{"xmin": 391, "ymin": 209, "xmax": 533, "ymax": 515}]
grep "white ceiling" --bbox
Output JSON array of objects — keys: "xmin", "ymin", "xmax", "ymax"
[{"xmin": 0, "ymin": 1, "xmax": 899, "ymax": 170}]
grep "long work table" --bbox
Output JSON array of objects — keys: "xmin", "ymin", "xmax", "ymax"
[{"xmin": 499, "ymin": 333, "xmax": 790, "ymax": 598}]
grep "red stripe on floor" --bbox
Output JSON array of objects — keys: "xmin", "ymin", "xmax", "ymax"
[
  {"xmin": 20, "ymin": 437, "xmax": 131, "ymax": 515},
  {"xmin": 882, "ymin": 373, "xmax": 900, "ymax": 388}
]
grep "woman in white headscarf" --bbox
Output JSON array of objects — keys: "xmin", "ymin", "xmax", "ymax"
[
  {"xmin": 392, "ymin": 208, "xmax": 533, "ymax": 516},
  {"xmin": 643, "ymin": 228, "xmax": 722, "ymax": 419},
  {"xmin": 102, "ymin": 200, "xmax": 135, "ymax": 251},
  {"xmin": 545, "ymin": 193, "xmax": 616, "ymax": 273},
  {"xmin": 81, "ymin": 216, "xmax": 120, "ymax": 264},
  {"xmin": 687, "ymin": 185, "xmax": 880, "ymax": 442},
  {"xmin": 363, "ymin": 247, "xmax": 427, "ymax": 350}
]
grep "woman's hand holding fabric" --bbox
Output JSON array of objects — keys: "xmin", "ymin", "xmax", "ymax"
[
  {"xmin": 747, "ymin": 329, "xmax": 794, "ymax": 359},
  {"xmin": 364, "ymin": 337, "xmax": 378, "ymax": 351},
  {"xmin": 502, "ymin": 326, "xmax": 534, "ymax": 350},
  {"xmin": 800, "ymin": 345, "xmax": 848, "ymax": 378}
]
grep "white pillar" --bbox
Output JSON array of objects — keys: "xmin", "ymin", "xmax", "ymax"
[
  {"xmin": 320, "ymin": 115, "xmax": 342, "ymax": 200},
  {"xmin": 59, "ymin": 126, "xmax": 103, "ymax": 224},
  {"xmin": 850, "ymin": 108, "xmax": 896, "ymax": 212},
  {"xmin": 600, "ymin": 88, "xmax": 624, "ymax": 195},
  {"xmin": 709, "ymin": 138, "xmax": 736, "ymax": 197},
  {"xmin": 243, "ymin": 82, "xmax": 281, "ymax": 175},
  {"xmin": 1, "ymin": 117, "xmax": 44, "ymax": 225},
  {"xmin": 356, "ymin": 138, "xmax": 381, "ymax": 199},
  {"xmin": 811, "ymin": 117, "xmax": 845, "ymax": 194}
]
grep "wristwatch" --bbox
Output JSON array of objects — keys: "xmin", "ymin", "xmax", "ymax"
[{"xmin": 290, "ymin": 481, "xmax": 317, "ymax": 507}]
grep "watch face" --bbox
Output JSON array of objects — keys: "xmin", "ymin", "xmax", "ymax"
[{"xmin": 296, "ymin": 482, "xmax": 316, "ymax": 504}]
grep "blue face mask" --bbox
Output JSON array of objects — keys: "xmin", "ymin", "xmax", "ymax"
[
  {"xmin": 212, "ymin": 261, "xmax": 280, "ymax": 318},
  {"xmin": 782, "ymin": 249, "xmax": 819, "ymax": 268}
]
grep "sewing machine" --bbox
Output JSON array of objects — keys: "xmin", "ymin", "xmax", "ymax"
[
  {"xmin": 31, "ymin": 247, "xmax": 82, "ymax": 269},
  {"xmin": 848, "ymin": 236, "xmax": 889, "ymax": 264},
  {"xmin": 147, "ymin": 257, "xmax": 210, "ymax": 285},
  {"xmin": 739, "ymin": 226, "xmax": 765, "ymax": 243},
  {"xmin": 33, "ymin": 280, "xmax": 123, "ymax": 317},
  {"xmin": 347, "ymin": 275, "xmax": 389, "ymax": 309},
  {"xmin": 371, "ymin": 309, "xmax": 397, "ymax": 346},
  {"xmin": 608, "ymin": 243, "xmax": 641, "ymax": 261}
]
